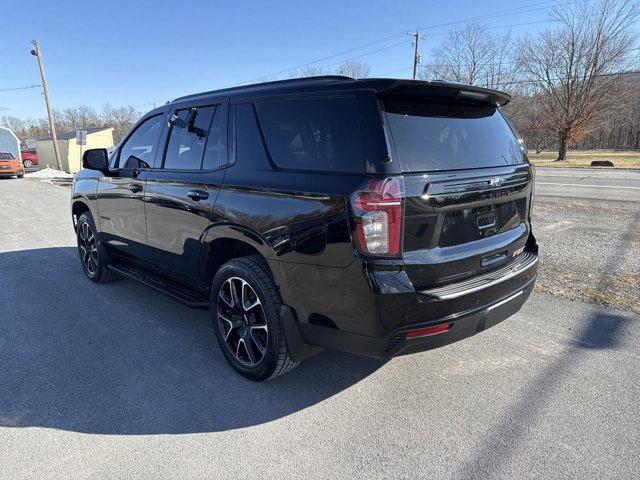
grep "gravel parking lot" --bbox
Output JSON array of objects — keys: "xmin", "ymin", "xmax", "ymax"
[
  {"xmin": 534, "ymin": 198, "xmax": 639, "ymax": 312},
  {"xmin": 0, "ymin": 177, "xmax": 638, "ymax": 479}
]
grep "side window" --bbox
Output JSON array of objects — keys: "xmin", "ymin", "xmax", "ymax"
[
  {"xmin": 202, "ymin": 105, "xmax": 228, "ymax": 170},
  {"xmin": 235, "ymin": 104, "xmax": 270, "ymax": 168},
  {"xmin": 118, "ymin": 115, "xmax": 164, "ymax": 169},
  {"xmin": 163, "ymin": 106, "xmax": 215, "ymax": 170},
  {"xmin": 255, "ymin": 96, "xmax": 364, "ymax": 173}
]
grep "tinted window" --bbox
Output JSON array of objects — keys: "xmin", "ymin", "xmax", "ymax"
[
  {"xmin": 164, "ymin": 106, "xmax": 215, "ymax": 169},
  {"xmin": 235, "ymin": 104, "xmax": 270, "ymax": 168},
  {"xmin": 0, "ymin": 152, "xmax": 14, "ymax": 160},
  {"xmin": 202, "ymin": 106, "xmax": 227, "ymax": 169},
  {"xmin": 118, "ymin": 115, "xmax": 164, "ymax": 168},
  {"xmin": 256, "ymin": 96, "xmax": 364, "ymax": 172},
  {"xmin": 384, "ymin": 101, "xmax": 526, "ymax": 172}
]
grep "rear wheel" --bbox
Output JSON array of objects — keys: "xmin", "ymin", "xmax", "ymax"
[
  {"xmin": 23, "ymin": 160, "xmax": 33, "ymax": 168},
  {"xmin": 76, "ymin": 211, "xmax": 119, "ymax": 283},
  {"xmin": 211, "ymin": 255, "xmax": 299, "ymax": 381}
]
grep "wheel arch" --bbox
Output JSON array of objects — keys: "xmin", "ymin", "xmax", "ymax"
[
  {"xmin": 201, "ymin": 224, "xmax": 284, "ymax": 290},
  {"xmin": 71, "ymin": 197, "xmax": 95, "ymax": 229}
]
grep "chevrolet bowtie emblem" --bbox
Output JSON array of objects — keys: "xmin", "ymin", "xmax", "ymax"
[{"xmin": 489, "ymin": 177, "xmax": 504, "ymax": 187}]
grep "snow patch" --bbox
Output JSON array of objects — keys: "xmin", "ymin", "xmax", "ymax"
[{"xmin": 25, "ymin": 167, "xmax": 74, "ymax": 179}]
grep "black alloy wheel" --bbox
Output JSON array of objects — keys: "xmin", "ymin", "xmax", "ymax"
[
  {"xmin": 211, "ymin": 255, "xmax": 299, "ymax": 381},
  {"xmin": 75, "ymin": 211, "xmax": 119, "ymax": 283},
  {"xmin": 217, "ymin": 276, "xmax": 269, "ymax": 367},
  {"xmin": 77, "ymin": 220, "xmax": 99, "ymax": 276}
]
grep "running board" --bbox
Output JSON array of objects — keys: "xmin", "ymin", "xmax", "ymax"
[{"xmin": 108, "ymin": 263, "xmax": 210, "ymax": 310}]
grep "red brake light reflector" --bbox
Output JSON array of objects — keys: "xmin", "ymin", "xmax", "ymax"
[{"xmin": 406, "ymin": 322, "xmax": 453, "ymax": 339}]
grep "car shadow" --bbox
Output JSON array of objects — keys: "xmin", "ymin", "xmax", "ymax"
[{"xmin": 0, "ymin": 247, "xmax": 385, "ymax": 435}]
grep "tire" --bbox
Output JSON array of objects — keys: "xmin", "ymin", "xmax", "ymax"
[
  {"xmin": 23, "ymin": 160, "xmax": 33, "ymax": 168},
  {"xmin": 17, "ymin": 172, "xmax": 24, "ymax": 178},
  {"xmin": 211, "ymin": 255, "xmax": 299, "ymax": 381},
  {"xmin": 76, "ymin": 211, "xmax": 119, "ymax": 283}
]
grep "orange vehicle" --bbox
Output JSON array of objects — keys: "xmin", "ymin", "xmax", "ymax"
[{"xmin": 0, "ymin": 151, "xmax": 25, "ymax": 178}]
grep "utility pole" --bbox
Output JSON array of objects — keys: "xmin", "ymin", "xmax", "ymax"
[
  {"xmin": 30, "ymin": 40, "xmax": 62, "ymax": 171},
  {"xmin": 407, "ymin": 31, "xmax": 425, "ymax": 80}
]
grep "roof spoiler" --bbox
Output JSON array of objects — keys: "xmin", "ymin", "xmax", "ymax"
[{"xmin": 361, "ymin": 79, "xmax": 511, "ymax": 107}]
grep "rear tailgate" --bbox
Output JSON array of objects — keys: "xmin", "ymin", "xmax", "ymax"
[
  {"xmin": 379, "ymin": 92, "xmax": 535, "ymax": 291},
  {"xmin": 402, "ymin": 165, "xmax": 533, "ymax": 290}
]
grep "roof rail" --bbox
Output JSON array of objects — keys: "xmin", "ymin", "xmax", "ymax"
[{"xmin": 172, "ymin": 75, "xmax": 355, "ymax": 103}]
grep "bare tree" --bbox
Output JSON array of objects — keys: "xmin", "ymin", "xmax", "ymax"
[
  {"xmin": 421, "ymin": 22, "xmax": 518, "ymax": 90},
  {"xmin": 0, "ymin": 115, "xmax": 50, "ymax": 144},
  {"xmin": 505, "ymin": 94, "xmax": 556, "ymax": 153},
  {"xmin": 57, "ymin": 105, "xmax": 101, "ymax": 131},
  {"xmin": 289, "ymin": 67, "xmax": 329, "ymax": 78},
  {"xmin": 517, "ymin": 0, "xmax": 640, "ymax": 160},
  {"xmin": 336, "ymin": 60, "xmax": 371, "ymax": 78},
  {"xmin": 2, "ymin": 104, "xmax": 141, "ymax": 145},
  {"xmin": 101, "ymin": 104, "xmax": 141, "ymax": 144}
]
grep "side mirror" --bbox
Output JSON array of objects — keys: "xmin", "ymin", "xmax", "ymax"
[{"xmin": 82, "ymin": 149, "xmax": 109, "ymax": 171}]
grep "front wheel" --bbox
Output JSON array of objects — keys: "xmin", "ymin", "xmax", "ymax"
[
  {"xmin": 76, "ymin": 211, "xmax": 119, "ymax": 283},
  {"xmin": 211, "ymin": 255, "xmax": 299, "ymax": 381},
  {"xmin": 23, "ymin": 160, "xmax": 33, "ymax": 168}
]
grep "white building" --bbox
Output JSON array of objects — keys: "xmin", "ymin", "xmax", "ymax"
[{"xmin": 0, "ymin": 125, "xmax": 21, "ymax": 161}]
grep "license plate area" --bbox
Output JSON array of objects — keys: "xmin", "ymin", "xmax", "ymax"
[{"xmin": 438, "ymin": 199, "xmax": 525, "ymax": 247}]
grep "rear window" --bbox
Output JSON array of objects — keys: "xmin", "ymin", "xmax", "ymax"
[
  {"xmin": 255, "ymin": 96, "xmax": 364, "ymax": 173},
  {"xmin": 384, "ymin": 101, "xmax": 526, "ymax": 172}
]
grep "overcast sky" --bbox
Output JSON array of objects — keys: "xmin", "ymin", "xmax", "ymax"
[{"xmin": 1, "ymin": 0, "xmax": 558, "ymax": 119}]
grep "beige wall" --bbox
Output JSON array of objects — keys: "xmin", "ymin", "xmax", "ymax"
[
  {"xmin": 35, "ymin": 129, "xmax": 114, "ymax": 173},
  {"xmin": 35, "ymin": 140, "xmax": 69, "ymax": 171},
  {"xmin": 67, "ymin": 130, "xmax": 114, "ymax": 173}
]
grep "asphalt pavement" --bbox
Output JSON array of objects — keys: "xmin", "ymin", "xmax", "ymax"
[
  {"xmin": 0, "ymin": 175, "xmax": 638, "ymax": 479},
  {"xmin": 536, "ymin": 167, "xmax": 640, "ymax": 202}
]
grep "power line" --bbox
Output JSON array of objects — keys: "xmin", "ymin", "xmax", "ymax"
[
  {"xmin": 133, "ymin": 99, "xmax": 165, "ymax": 109},
  {"xmin": 243, "ymin": 33, "xmax": 406, "ymax": 83},
  {"xmin": 376, "ymin": 66, "xmax": 413, "ymax": 76},
  {"xmin": 413, "ymin": 0, "xmax": 575, "ymax": 31},
  {"xmin": 244, "ymin": 0, "xmax": 578, "ymax": 83},
  {"xmin": 304, "ymin": 40, "xmax": 409, "ymax": 73},
  {"xmin": 427, "ymin": 46, "xmax": 640, "ymax": 71},
  {"xmin": 499, "ymin": 68, "xmax": 640, "ymax": 87},
  {"xmin": 0, "ymin": 84, "xmax": 42, "ymax": 93}
]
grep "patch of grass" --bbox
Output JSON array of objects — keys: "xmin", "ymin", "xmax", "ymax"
[
  {"xmin": 529, "ymin": 150, "xmax": 640, "ymax": 169},
  {"xmin": 535, "ymin": 268, "xmax": 640, "ymax": 314}
]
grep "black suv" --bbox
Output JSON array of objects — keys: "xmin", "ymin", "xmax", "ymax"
[{"xmin": 72, "ymin": 76, "xmax": 538, "ymax": 381}]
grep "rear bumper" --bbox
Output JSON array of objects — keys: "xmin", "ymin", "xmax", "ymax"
[{"xmin": 296, "ymin": 275, "xmax": 535, "ymax": 358}]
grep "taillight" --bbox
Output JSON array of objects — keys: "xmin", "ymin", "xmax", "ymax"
[{"xmin": 351, "ymin": 176, "xmax": 404, "ymax": 256}]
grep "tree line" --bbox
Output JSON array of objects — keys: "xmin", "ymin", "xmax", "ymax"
[{"xmin": 1, "ymin": 104, "xmax": 140, "ymax": 148}]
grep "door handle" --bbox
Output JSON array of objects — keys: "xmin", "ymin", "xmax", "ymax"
[
  {"xmin": 128, "ymin": 183, "xmax": 143, "ymax": 193},
  {"xmin": 187, "ymin": 190, "xmax": 209, "ymax": 201}
]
